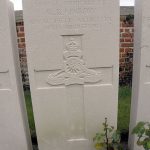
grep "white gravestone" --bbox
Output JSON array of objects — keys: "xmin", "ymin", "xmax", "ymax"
[
  {"xmin": 0, "ymin": 0, "xmax": 32, "ymax": 150},
  {"xmin": 129, "ymin": 0, "xmax": 150, "ymax": 150},
  {"xmin": 23, "ymin": 0, "xmax": 119, "ymax": 150}
]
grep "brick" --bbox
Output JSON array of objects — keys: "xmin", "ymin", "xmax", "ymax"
[
  {"xmin": 122, "ymin": 22, "xmax": 127, "ymax": 27},
  {"xmin": 125, "ymin": 29, "xmax": 130, "ymax": 32},
  {"xmin": 20, "ymin": 38, "xmax": 25, "ymax": 42},
  {"xmin": 121, "ymin": 43, "xmax": 133, "ymax": 47},
  {"xmin": 120, "ymin": 38, "xmax": 124, "ymax": 42},
  {"xmin": 120, "ymin": 28, "xmax": 124, "ymax": 32},
  {"xmin": 120, "ymin": 58, "xmax": 125, "ymax": 63},
  {"xmin": 121, "ymin": 53, "xmax": 126, "ymax": 57},
  {"xmin": 16, "ymin": 21, "xmax": 24, "ymax": 26},
  {"xmin": 20, "ymin": 26, "xmax": 24, "ymax": 32},
  {"xmin": 131, "ymin": 33, "xmax": 134, "ymax": 37},
  {"xmin": 125, "ymin": 38, "xmax": 132, "ymax": 42},
  {"xmin": 120, "ymin": 48, "xmax": 124, "ymax": 52},
  {"xmin": 17, "ymin": 32, "xmax": 25, "ymax": 37},
  {"xmin": 18, "ymin": 43, "xmax": 26, "ymax": 48},
  {"xmin": 125, "ymin": 48, "xmax": 133, "ymax": 53},
  {"xmin": 122, "ymin": 33, "xmax": 131, "ymax": 37}
]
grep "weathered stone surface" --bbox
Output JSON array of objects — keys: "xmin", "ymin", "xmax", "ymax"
[
  {"xmin": 0, "ymin": 0, "xmax": 32, "ymax": 150},
  {"xmin": 129, "ymin": 0, "xmax": 150, "ymax": 150},
  {"xmin": 23, "ymin": 0, "xmax": 119, "ymax": 150}
]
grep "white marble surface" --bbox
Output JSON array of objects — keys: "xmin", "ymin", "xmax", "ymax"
[
  {"xmin": 23, "ymin": 0, "xmax": 119, "ymax": 150},
  {"xmin": 0, "ymin": 0, "xmax": 32, "ymax": 149},
  {"xmin": 129, "ymin": 0, "xmax": 150, "ymax": 150}
]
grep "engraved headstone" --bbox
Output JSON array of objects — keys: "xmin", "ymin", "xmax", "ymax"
[
  {"xmin": 129, "ymin": 0, "xmax": 150, "ymax": 150},
  {"xmin": 23, "ymin": 0, "xmax": 119, "ymax": 150},
  {"xmin": 0, "ymin": 0, "xmax": 32, "ymax": 150}
]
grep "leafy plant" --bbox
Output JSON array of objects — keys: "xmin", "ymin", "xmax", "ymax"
[
  {"xmin": 124, "ymin": 14, "xmax": 134, "ymax": 25},
  {"xmin": 132, "ymin": 122, "xmax": 150, "ymax": 150},
  {"xmin": 93, "ymin": 118, "xmax": 123, "ymax": 150}
]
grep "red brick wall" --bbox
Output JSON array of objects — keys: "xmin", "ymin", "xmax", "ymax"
[
  {"xmin": 16, "ymin": 16, "xmax": 134, "ymax": 87},
  {"xmin": 120, "ymin": 16, "xmax": 134, "ymax": 86},
  {"xmin": 16, "ymin": 21, "xmax": 25, "ymax": 49},
  {"xmin": 16, "ymin": 21, "xmax": 29, "ymax": 90}
]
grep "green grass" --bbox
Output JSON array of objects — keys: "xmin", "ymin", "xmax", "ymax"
[
  {"xmin": 24, "ymin": 86, "xmax": 132, "ymax": 135},
  {"xmin": 117, "ymin": 86, "xmax": 132, "ymax": 132},
  {"xmin": 24, "ymin": 91, "xmax": 36, "ymax": 133}
]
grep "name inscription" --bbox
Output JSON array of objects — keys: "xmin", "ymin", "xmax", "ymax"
[{"xmin": 30, "ymin": 0, "xmax": 113, "ymax": 30}]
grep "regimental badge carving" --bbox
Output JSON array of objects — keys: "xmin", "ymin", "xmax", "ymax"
[{"xmin": 47, "ymin": 36, "xmax": 102, "ymax": 86}]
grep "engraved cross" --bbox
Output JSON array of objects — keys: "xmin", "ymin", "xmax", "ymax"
[{"xmin": 47, "ymin": 37, "xmax": 102, "ymax": 140}]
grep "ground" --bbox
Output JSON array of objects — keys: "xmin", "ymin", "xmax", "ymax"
[
  {"xmin": 25, "ymin": 91, "xmax": 35, "ymax": 133},
  {"xmin": 118, "ymin": 86, "xmax": 131, "ymax": 133},
  {"xmin": 25, "ymin": 86, "xmax": 132, "ymax": 142}
]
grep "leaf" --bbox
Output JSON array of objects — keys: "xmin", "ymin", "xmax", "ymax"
[
  {"xmin": 138, "ymin": 128, "xmax": 145, "ymax": 137},
  {"xmin": 95, "ymin": 143, "xmax": 104, "ymax": 150},
  {"xmin": 108, "ymin": 128, "xmax": 113, "ymax": 133},
  {"xmin": 145, "ymin": 130, "xmax": 150, "ymax": 137},
  {"xmin": 93, "ymin": 133, "xmax": 103, "ymax": 143},
  {"xmin": 137, "ymin": 140, "xmax": 144, "ymax": 146},
  {"xmin": 132, "ymin": 122, "xmax": 146, "ymax": 135},
  {"xmin": 147, "ymin": 141, "xmax": 150, "ymax": 149},
  {"xmin": 112, "ymin": 131, "xmax": 121, "ymax": 143},
  {"xmin": 118, "ymin": 144, "xmax": 124, "ymax": 150},
  {"xmin": 100, "ymin": 133, "xmax": 105, "ymax": 136}
]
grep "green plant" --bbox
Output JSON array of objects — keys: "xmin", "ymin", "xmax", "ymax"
[
  {"xmin": 118, "ymin": 86, "xmax": 131, "ymax": 132},
  {"xmin": 132, "ymin": 122, "xmax": 150, "ymax": 150},
  {"xmin": 93, "ymin": 118, "xmax": 123, "ymax": 150}
]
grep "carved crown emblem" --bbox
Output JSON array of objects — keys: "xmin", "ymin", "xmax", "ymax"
[
  {"xmin": 66, "ymin": 38, "xmax": 79, "ymax": 51},
  {"xmin": 47, "ymin": 36, "xmax": 102, "ymax": 86}
]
